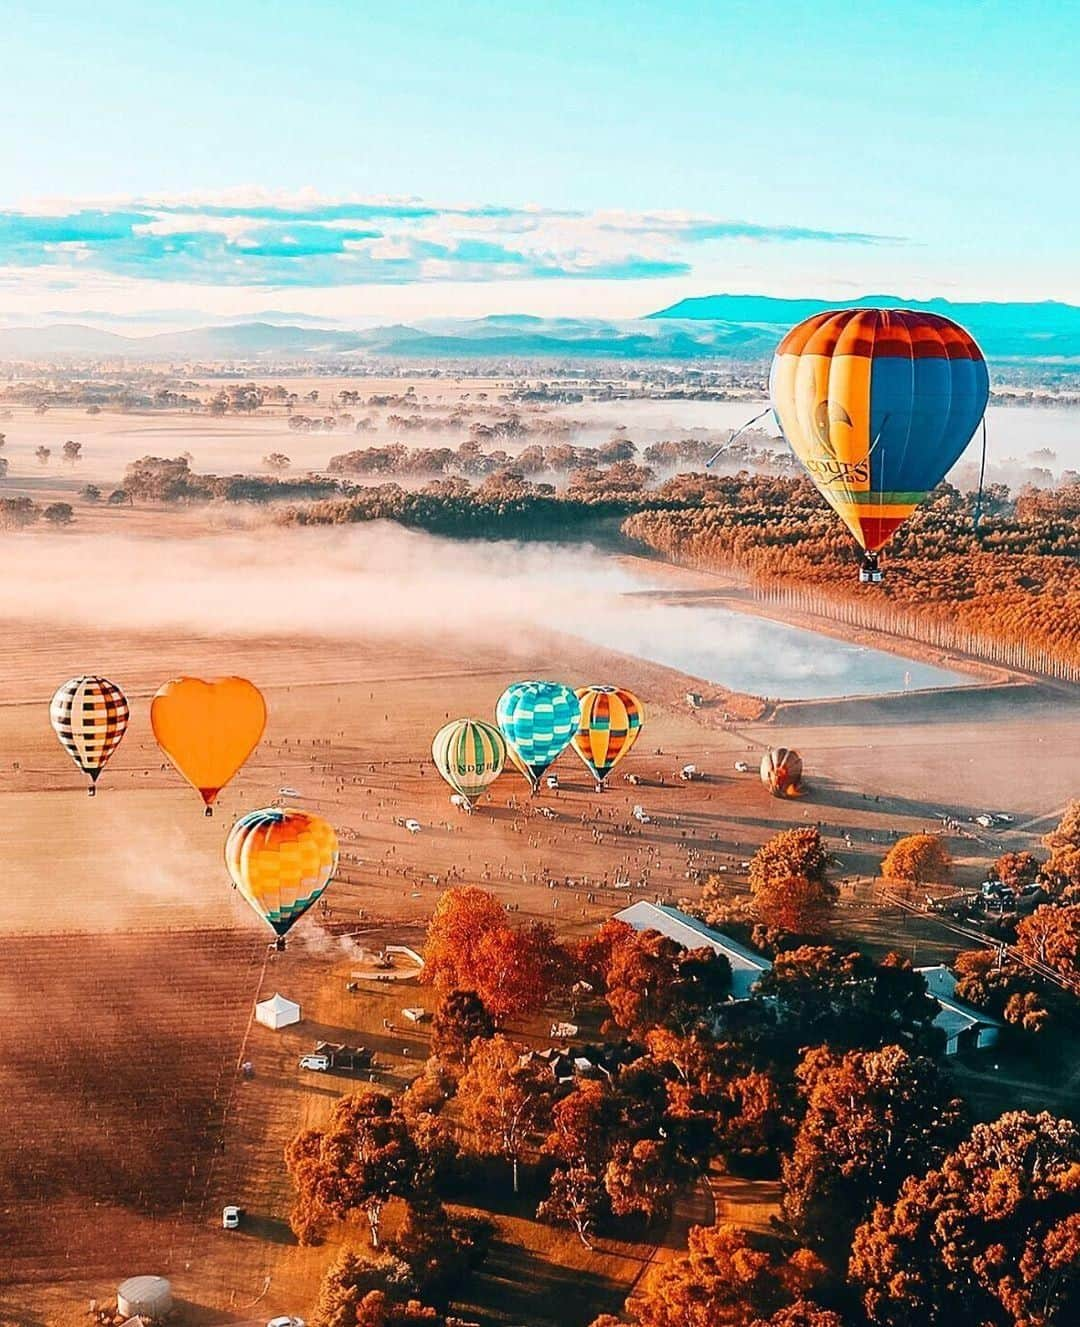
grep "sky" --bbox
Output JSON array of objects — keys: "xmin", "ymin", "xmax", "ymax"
[{"xmin": 2, "ymin": 0, "xmax": 1078, "ymax": 324}]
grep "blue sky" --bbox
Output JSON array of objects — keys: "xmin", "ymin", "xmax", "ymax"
[{"xmin": 3, "ymin": 0, "xmax": 1078, "ymax": 321}]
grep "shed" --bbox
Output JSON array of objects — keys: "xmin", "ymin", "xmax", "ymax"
[
  {"xmin": 255, "ymin": 992, "xmax": 301, "ymax": 1030},
  {"xmin": 614, "ymin": 901, "xmax": 772, "ymax": 1000},
  {"xmin": 116, "ymin": 1277, "xmax": 172, "ymax": 1319}
]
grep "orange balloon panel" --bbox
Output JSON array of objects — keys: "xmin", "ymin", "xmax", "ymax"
[
  {"xmin": 225, "ymin": 807, "xmax": 338, "ymax": 936},
  {"xmin": 151, "ymin": 676, "xmax": 267, "ymax": 808}
]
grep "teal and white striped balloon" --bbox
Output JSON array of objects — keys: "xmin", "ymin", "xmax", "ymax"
[{"xmin": 496, "ymin": 681, "xmax": 581, "ymax": 793}]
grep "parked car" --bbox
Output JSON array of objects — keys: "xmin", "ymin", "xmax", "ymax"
[
  {"xmin": 734, "ymin": 761, "xmax": 751, "ymax": 773},
  {"xmin": 222, "ymin": 1205, "xmax": 242, "ymax": 1230},
  {"xmin": 267, "ymin": 1318, "xmax": 306, "ymax": 1327},
  {"xmin": 298, "ymin": 1053, "xmax": 330, "ymax": 1072},
  {"xmin": 545, "ymin": 774, "xmax": 559, "ymax": 789},
  {"xmin": 404, "ymin": 818, "xmax": 422, "ymax": 833}
]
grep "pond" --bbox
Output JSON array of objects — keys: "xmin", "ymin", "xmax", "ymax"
[{"xmin": 572, "ymin": 595, "xmax": 975, "ymax": 700}]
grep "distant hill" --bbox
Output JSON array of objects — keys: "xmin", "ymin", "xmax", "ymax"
[
  {"xmin": 0, "ymin": 299, "xmax": 1077, "ymax": 363},
  {"xmin": 647, "ymin": 294, "xmax": 1080, "ymax": 360}
]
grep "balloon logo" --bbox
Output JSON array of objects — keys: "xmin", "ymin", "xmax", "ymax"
[
  {"xmin": 760, "ymin": 747, "xmax": 803, "ymax": 798},
  {"xmin": 151, "ymin": 676, "xmax": 267, "ymax": 814},
  {"xmin": 770, "ymin": 309, "xmax": 989, "ymax": 571},
  {"xmin": 496, "ymin": 681, "xmax": 580, "ymax": 794},
  {"xmin": 572, "ymin": 685, "xmax": 644, "ymax": 789},
  {"xmin": 432, "ymin": 718, "xmax": 506, "ymax": 809},
  {"xmin": 50, "ymin": 676, "xmax": 129, "ymax": 794},
  {"xmin": 225, "ymin": 807, "xmax": 338, "ymax": 938}
]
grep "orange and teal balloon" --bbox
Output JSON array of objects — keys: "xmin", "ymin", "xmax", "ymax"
[
  {"xmin": 225, "ymin": 807, "xmax": 338, "ymax": 937},
  {"xmin": 572, "ymin": 685, "xmax": 644, "ymax": 787},
  {"xmin": 769, "ymin": 309, "xmax": 989, "ymax": 555},
  {"xmin": 432, "ymin": 718, "xmax": 506, "ymax": 808}
]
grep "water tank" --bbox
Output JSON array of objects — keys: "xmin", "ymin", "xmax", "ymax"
[{"xmin": 117, "ymin": 1276, "xmax": 173, "ymax": 1319}]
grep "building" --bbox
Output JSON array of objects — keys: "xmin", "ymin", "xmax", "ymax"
[
  {"xmin": 917, "ymin": 965, "xmax": 1003, "ymax": 1056},
  {"xmin": 614, "ymin": 901, "xmax": 772, "ymax": 1000}
]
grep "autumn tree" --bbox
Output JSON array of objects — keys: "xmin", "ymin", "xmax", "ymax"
[
  {"xmin": 1044, "ymin": 800, "xmax": 1080, "ymax": 896},
  {"xmin": 749, "ymin": 828, "xmax": 830, "ymax": 894},
  {"xmin": 850, "ymin": 1111, "xmax": 1080, "ymax": 1327},
  {"xmin": 62, "ymin": 439, "xmax": 82, "ymax": 463},
  {"xmin": 35, "ymin": 445, "xmax": 50, "ymax": 466},
  {"xmin": 754, "ymin": 947, "xmax": 941, "ymax": 1059},
  {"xmin": 544, "ymin": 1077, "xmax": 624, "ymax": 1174},
  {"xmin": 574, "ymin": 917, "xmax": 638, "ymax": 992},
  {"xmin": 953, "ymin": 948, "xmax": 1054, "ymax": 1034},
  {"xmin": 781, "ymin": 1044, "xmax": 966, "ymax": 1265},
  {"xmin": 457, "ymin": 1035, "xmax": 551, "ymax": 1192},
  {"xmin": 1016, "ymin": 904, "xmax": 1080, "ymax": 985},
  {"xmin": 537, "ymin": 1163, "xmax": 606, "ymax": 1248},
  {"xmin": 627, "ymin": 1223, "xmax": 832, "ymax": 1327},
  {"xmin": 429, "ymin": 988, "xmax": 494, "ymax": 1076},
  {"xmin": 605, "ymin": 930, "xmax": 731, "ymax": 1036},
  {"xmin": 994, "ymin": 850, "xmax": 1043, "ymax": 890},
  {"xmin": 422, "ymin": 887, "xmax": 565, "ymax": 1022},
  {"xmin": 604, "ymin": 1138, "xmax": 679, "ymax": 1225},
  {"xmin": 286, "ymin": 1091, "xmax": 420, "ymax": 1247},
  {"xmin": 752, "ymin": 873, "xmax": 836, "ymax": 936},
  {"xmin": 311, "ymin": 1248, "xmax": 418, "ymax": 1327},
  {"xmin": 391, "ymin": 1196, "xmax": 493, "ymax": 1308},
  {"xmin": 881, "ymin": 834, "xmax": 952, "ymax": 884}
]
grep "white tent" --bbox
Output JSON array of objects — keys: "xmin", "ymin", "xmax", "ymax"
[{"xmin": 255, "ymin": 992, "xmax": 301, "ymax": 1030}]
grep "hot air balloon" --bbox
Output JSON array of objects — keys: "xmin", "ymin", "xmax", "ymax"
[
  {"xmin": 151, "ymin": 676, "xmax": 267, "ymax": 815},
  {"xmin": 572, "ymin": 685, "xmax": 644, "ymax": 790},
  {"xmin": 760, "ymin": 747, "xmax": 803, "ymax": 798},
  {"xmin": 431, "ymin": 718, "xmax": 506, "ymax": 810},
  {"xmin": 769, "ymin": 309, "xmax": 989, "ymax": 581},
  {"xmin": 225, "ymin": 807, "xmax": 338, "ymax": 942},
  {"xmin": 50, "ymin": 675, "xmax": 129, "ymax": 794},
  {"xmin": 496, "ymin": 681, "xmax": 581, "ymax": 794}
]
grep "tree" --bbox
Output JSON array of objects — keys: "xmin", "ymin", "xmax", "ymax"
[
  {"xmin": 537, "ymin": 1163, "xmax": 605, "ymax": 1247},
  {"xmin": 62, "ymin": 439, "xmax": 82, "ymax": 463},
  {"xmin": 0, "ymin": 456, "xmax": 8, "ymax": 480},
  {"xmin": 628, "ymin": 1223, "xmax": 831, "ymax": 1327},
  {"xmin": 881, "ymin": 834, "xmax": 952, "ymax": 884},
  {"xmin": 781, "ymin": 1044, "xmax": 966, "ymax": 1265},
  {"xmin": 1044, "ymin": 801, "xmax": 1080, "ymax": 896},
  {"xmin": 605, "ymin": 930, "xmax": 731, "ymax": 1036},
  {"xmin": 544, "ymin": 1077, "xmax": 624, "ymax": 1173},
  {"xmin": 850, "ymin": 1111, "xmax": 1080, "ymax": 1327},
  {"xmin": 574, "ymin": 917, "xmax": 638, "ymax": 992},
  {"xmin": 1016, "ymin": 904, "xmax": 1080, "ymax": 984},
  {"xmin": 43, "ymin": 502, "xmax": 74, "ymax": 526},
  {"xmin": 994, "ymin": 850, "xmax": 1042, "ymax": 890},
  {"xmin": 422, "ymin": 886, "xmax": 508, "ymax": 993},
  {"xmin": 107, "ymin": 488, "xmax": 130, "ymax": 506},
  {"xmin": 391, "ymin": 1196, "xmax": 492, "ymax": 1307},
  {"xmin": 753, "ymin": 947, "xmax": 941, "ymax": 1059},
  {"xmin": 35, "ymin": 445, "xmax": 51, "ymax": 466},
  {"xmin": 752, "ymin": 873, "xmax": 836, "ymax": 936},
  {"xmin": 430, "ymin": 989, "xmax": 494, "ymax": 1074},
  {"xmin": 81, "ymin": 484, "xmax": 101, "ymax": 502},
  {"xmin": 749, "ymin": 829, "xmax": 830, "ymax": 894},
  {"xmin": 0, "ymin": 497, "xmax": 40, "ymax": 529},
  {"xmin": 471, "ymin": 921, "xmax": 566, "ymax": 1024},
  {"xmin": 457, "ymin": 1035, "xmax": 550, "ymax": 1192},
  {"xmin": 604, "ymin": 1138, "xmax": 678, "ymax": 1224},
  {"xmin": 954, "ymin": 949, "xmax": 1054, "ymax": 1034},
  {"xmin": 286, "ymin": 1091, "xmax": 420, "ymax": 1247},
  {"xmin": 264, "ymin": 452, "xmax": 291, "ymax": 470}
]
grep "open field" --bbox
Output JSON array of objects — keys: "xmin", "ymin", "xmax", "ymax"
[{"xmin": 0, "ymin": 483, "xmax": 1077, "ymax": 1323}]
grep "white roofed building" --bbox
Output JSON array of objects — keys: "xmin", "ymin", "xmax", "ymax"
[{"xmin": 614, "ymin": 901, "xmax": 771, "ymax": 1000}]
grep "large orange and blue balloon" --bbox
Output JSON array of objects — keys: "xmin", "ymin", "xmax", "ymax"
[
  {"xmin": 225, "ymin": 807, "xmax": 338, "ymax": 938},
  {"xmin": 769, "ymin": 309, "xmax": 989, "ymax": 575}
]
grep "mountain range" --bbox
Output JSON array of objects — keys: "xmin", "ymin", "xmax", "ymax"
[{"xmin": 0, "ymin": 296, "xmax": 1076, "ymax": 363}]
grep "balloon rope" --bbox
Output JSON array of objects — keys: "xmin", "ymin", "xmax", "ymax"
[
  {"xmin": 973, "ymin": 416, "xmax": 988, "ymax": 532},
  {"xmin": 705, "ymin": 407, "xmax": 773, "ymax": 468}
]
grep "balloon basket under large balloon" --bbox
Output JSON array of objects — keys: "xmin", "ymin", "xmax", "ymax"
[
  {"xmin": 859, "ymin": 552, "xmax": 883, "ymax": 584},
  {"xmin": 273, "ymin": 936, "xmax": 286, "ymax": 952},
  {"xmin": 204, "ymin": 805, "xmax": 214, "ymax": 818},
  {"xmin": 87, "ymin": 784, "xmax": 96, "ymax": 798}
]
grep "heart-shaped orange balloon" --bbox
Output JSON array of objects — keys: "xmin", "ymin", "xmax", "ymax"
[{"xmin": 151, "ymin": 676, "xmax": 267, "ymax": 811}]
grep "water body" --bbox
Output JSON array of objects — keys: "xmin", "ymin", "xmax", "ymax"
[{"xmin": 575, "ymin": 597, "xmax": 974, "ymax": 700}]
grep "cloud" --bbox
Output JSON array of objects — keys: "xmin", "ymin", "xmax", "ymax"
[{"xmin": 0, "ymin": 193, "xmax": 906, "ymax": 291}]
